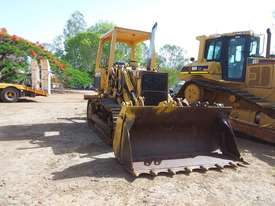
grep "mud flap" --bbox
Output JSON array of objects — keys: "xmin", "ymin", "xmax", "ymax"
[{"xmin": 113, "ymin": 105, "xmax": 242, "ymax": 176}]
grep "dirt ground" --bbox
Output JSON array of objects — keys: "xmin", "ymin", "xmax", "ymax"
[{"xmin": 0, "ymin": 93, "xmax": 275, "ymax": 206}]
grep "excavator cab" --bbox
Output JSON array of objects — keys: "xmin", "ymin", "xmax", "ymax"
[
  {"xmin": 85, "ymin": 24, "xmax": 243, "ymax": 176},
  {"xmin": 203, "ymin": 33, "xmax": 260, "ymax": 82},
  {"xmin": 180, "ymin": 31, "xmax": 262, "ymax": 83},
  {"xmin": 94, "ymin": 25, "xmax": 157, "ymax": 93}
]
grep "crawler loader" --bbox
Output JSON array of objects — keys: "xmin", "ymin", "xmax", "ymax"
[
  {"xmin": 85, "ymin": 24, "xmax": 243, "ymax": 176},
  {"xmin": 177, "ymin": 29, "xmax": 275, "ymax": 143}
]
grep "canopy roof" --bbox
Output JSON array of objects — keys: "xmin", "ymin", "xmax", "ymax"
[
  {"xmin": 100, "ymin": 26, "xmax": 150, "ymax": 45},
  {"xmin": 207, "ymin": 30, "xmax": 258, "ymax": 39}
]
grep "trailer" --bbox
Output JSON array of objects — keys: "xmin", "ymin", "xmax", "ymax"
[{"xmin": 0, "ymin": 83, "xmax": 47, "ymax": 102}]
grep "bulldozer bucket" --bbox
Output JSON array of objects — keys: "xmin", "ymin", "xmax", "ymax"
[{"xmin": 113, "ymin": 105, "xmax": 242, "ymax": 176}]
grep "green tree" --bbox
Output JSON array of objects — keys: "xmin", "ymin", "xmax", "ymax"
[
  {"xmin": 64, "ymin": 32, "xmax": 99, "ymax": 75},
  {"xmin": 88, "ymin": 21, "xmax": 115, "ymax": 34},
  {"xmin": 64, "ymin": 21, "xmax": 142, "ymax": 76},
  {"xmin": 158, "ymin": 44, "xmax": 187, "ymax": 70},
  {"xmin": 50, "ymin": 11, "xmax": 87, "ymax": 58},
  {"xmin": 49, "ymin": 35, "xmax": 65, "ymax": 58},
  {"xmin": 136, "ymin": 42, "xmax": 149, "ymax": 66},
  {"xmin": 63, "ymin": 11, "xmax": 87, "ymax": 39},
  {"xmin": 62, "ymin": 20, "xmax": 152, "ymax": 86},
  {"xmin": 63, "ymin": 66, "xmax": 91, "ymax": 89},
  {"xmin": 88, "ymin": 21, "xmax": 146, "ymax": 65},
  {"xmin": 115, "ymin": 43, "xmax": 130, "ymax": 62},
  {"xmin": 159, "ymin": 67, "xmax": 179, "ymax": 87},
  {"xmin": 0, "ymin": 39, "xmax": 30, "ymax": 83},
  {"xmin": 63, "ymin": 21, "xmax": 114, "ymax": 75},
  {"xmin": 0, "ymin": 34, "xmax": 66, "ymax": 85},
  {"xmin": 88, "ymin": 21, "xmax": 114, "ymax": 66}
]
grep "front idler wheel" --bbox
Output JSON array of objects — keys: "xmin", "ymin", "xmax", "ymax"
[{"xmin": 184, "ymin": 83, "xmax": 204, "ymax": 104}]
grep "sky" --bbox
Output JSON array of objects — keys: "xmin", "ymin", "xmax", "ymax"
[{"xmin": 1, "ymin": 0, "xmax": 275, "ymax": 57}]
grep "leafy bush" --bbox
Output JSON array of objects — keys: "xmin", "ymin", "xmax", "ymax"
[
  {"xmin": 63, "ymin": 66, "xmax": 91, "ymax": 89},
  {"xmin": 64, "ymin": 32, "xmax": 99, "ymax": 75},
  {"xmin": 0, "ymin": 32, "xmax": 66, "ymax": 85},
  {"xmin": 0, "ymin": 32, "xmax": 92, "ymax": 89}
]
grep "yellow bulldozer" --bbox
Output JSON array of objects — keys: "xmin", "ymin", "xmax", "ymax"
[
  {"xmin": 176, "ymin": 29, "xmax": 275, "ymax": 143},
  {"xmin": 85, "ymin": 24, "xmax": 243, "ymax": 176}
]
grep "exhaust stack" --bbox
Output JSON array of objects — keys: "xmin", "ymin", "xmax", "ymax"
[
  {"xmin": 147, "ymin": 23, "xmax": 158, "ymax": 71},
  {"xmin": 266, "ymin": 28, "xmax": 271, "ymax": 58}
]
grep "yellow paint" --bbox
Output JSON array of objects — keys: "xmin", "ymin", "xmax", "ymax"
[
  {"xmin": 181, "ymin": 71, "xmax": 209, "ymax": 74},
  {"xmin": 0, "ymin": 83, "xmax": 47, "ymax": 96},
  {"xmin": 95, "ymin": 26, "xmax": 155, "ymax": 92}
]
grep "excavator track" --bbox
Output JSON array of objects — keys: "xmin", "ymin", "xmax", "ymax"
[
  {"xmin": 181, "ymin": 79, "xmax": 275, "ymax": 118},
  {"xmin": 87, "ymin": 97, "xmax": 121, "ymax": 145}
]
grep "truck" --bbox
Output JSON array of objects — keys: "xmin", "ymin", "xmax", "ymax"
[{"xmin": 0, "ymin": 83, "xmax": 47, "ymax": 102}]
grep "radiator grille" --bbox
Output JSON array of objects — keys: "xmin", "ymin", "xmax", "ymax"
[
  {"xmin": 141, "ymin": 72, "xmax": 168, "ymax": 105},
  {"xmin": 246, "ymin": 65, "xmax": 272, "ymax": 88}
]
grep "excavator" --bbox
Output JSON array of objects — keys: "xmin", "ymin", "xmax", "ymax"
[
  {"xmin": 176, "ymin": 29, "xmax": 275, "ymax": 143},
  {"xmin": 84, "ymin": 24, "xmax": 243, "ymax": 176}
]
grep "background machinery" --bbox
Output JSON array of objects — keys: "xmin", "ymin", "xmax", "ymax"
[
  {"xmin": 84, "ymin": 24, "xmax": 243, "ymax": 176},
  {"xmin": 0, "ymin": 83, "xmax": 47, "ymax": 102},
  {"xmin": 177, "ymin": 29, "xmax": 275, "ymax": 143}
]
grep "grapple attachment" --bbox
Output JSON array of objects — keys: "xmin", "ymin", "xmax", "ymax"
[{"xmin": 113, "ymin": 105, "xmax": 242, "ymax": 176}]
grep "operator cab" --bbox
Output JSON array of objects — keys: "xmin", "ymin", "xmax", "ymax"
[{"xmin": 204, "ymin": 33, "xmax": 260, "ymax": 82}]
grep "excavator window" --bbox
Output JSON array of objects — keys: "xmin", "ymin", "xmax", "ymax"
[
  {"xmin": 100, "ymin": 42, "xmax": 111, "ymax": 69},
  {"xmin": 205, "ymin": 39, "xmax": 223, "ymax": 61},
  {"xmin": 227, "ymin": 36, "xmax": 246, "ymax": 80},
  {"xmin": 249, "ymin": 37, "xmax": 260, "ymax": 56},
  {"xmin": 115, "ymin": 42, "xmax": 130, "ymax": 63},
  {"xmin": 204, "ymin": 35, "xmax": 259, "ymax": 82},
  {"xmin": 206, "ymin": 43, "xmax": 215, "ymax": 60}
]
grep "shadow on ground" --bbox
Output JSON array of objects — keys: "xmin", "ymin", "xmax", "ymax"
[
  {"xmin": 1, "ymin": 118, "xmax": 274, "ymax": 180},
  {"xmin": 51, "ymin": 157, "xmax": 136, "ymax": 182},
  {"xmin": 0, "ymin": 117, "xmax": 110, "ymax": 156},
  {"xmin": 0, "ymin": 98, "xmax": 37, "ymax": 103},
  {"xmin": 0, "ymin": 117, "xmax": 135, "ymax": 180},
  {"xmin": 17, "ymin": 98, "xmax": 37, "ymax": 102},
  {"xmin": 236, "ymin": 135, "xmax": 275, "ymax": 167}
]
